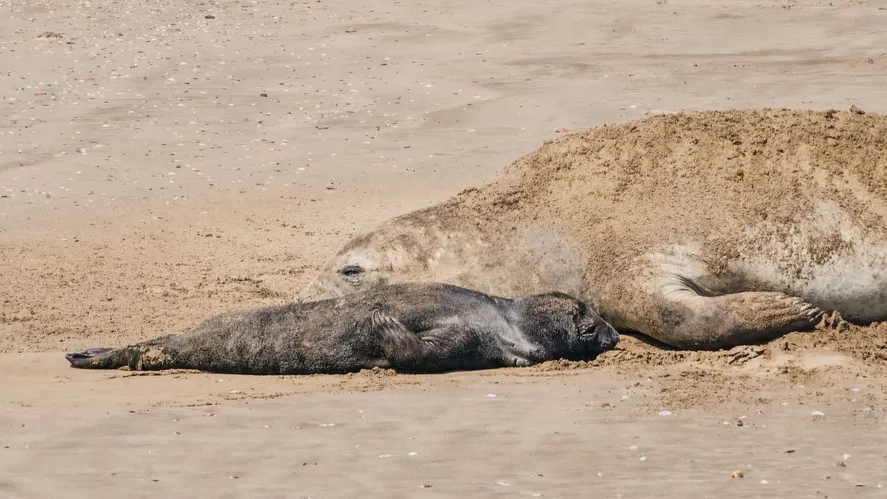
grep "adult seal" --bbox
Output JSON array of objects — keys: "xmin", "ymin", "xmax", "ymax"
[
  {"xmin": 301, "ymin": 109, "xmax": 887, "ymax": 350},
  {"xmin": 65, "ymin": 283, "xmax": 619, "ymax": 374}
]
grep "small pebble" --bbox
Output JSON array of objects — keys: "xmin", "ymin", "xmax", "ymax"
[
  {"xmin": 658, "ymin": 410, "xmax": 672, "ymax": 417},
  {"xmin": 810, "ymin": 410, "xmax": 825, "ymax": 417},
  {"xmin": 731, "ymin": 470, "xmax": 744, "ymax": 479},
  {"xmin": 760, "ymin": 480, "xmax": 769, "ymax": 484}
]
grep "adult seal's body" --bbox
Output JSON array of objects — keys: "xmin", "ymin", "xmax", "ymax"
[
  {"xmin": 301, "ymin": 109, "xmax": 887, "ymax": 350},
  {"xmin": 65, "ymin": 283, "xmax": 619, "ymax": 374}
]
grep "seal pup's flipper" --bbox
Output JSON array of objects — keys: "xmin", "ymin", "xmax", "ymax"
[
  {"xmin": 370, "ymin": 310, "xmax": 481, "ymax": 373},
  {"xmin": 65, "ymin": 348, "xmax": 129, "ymax": 369}
]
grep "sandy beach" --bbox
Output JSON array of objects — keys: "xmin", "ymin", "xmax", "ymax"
[{"xmin": 3, "ymin": 0, "xmax": 887, "ymax": 497}]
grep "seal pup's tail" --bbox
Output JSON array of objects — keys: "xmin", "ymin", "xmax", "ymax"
[{"xmin": 65, "ymin": 347, "xmax": 129, "ymax": 369}]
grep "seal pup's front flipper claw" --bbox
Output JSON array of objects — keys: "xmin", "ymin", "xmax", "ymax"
[
  {"xmin": 371, "ymin": 310, "xmax": 419, "ymax": 351},
  {"xmin": 370, "ymin": 310, "xmax": 478, "ymax": 373}
]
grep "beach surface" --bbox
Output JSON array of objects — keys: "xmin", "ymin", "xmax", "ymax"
[{"xmin": 2, "ymin": 0, "xmax": 887, "ymax": 497}]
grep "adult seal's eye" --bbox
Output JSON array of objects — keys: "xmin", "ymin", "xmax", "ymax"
[{"xmin": 341, "ymin": 265, "xmax": 364, "ymax": 279}]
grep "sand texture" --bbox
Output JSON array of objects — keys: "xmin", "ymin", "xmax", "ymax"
[{"xmin": 3, "ymin": 0, "xmax": 887, "ymax": 497}]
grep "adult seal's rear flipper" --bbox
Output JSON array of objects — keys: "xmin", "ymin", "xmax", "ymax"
[{"xmin": 65, "ymin": 348, "xmax": 129, "ymax": 369}]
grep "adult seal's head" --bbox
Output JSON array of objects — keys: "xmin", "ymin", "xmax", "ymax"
[
  {"xmin": 300, "ymin": 205, "xmax": 487, "ymax": 299},
  {"xmin": 301, "ymin": 205, "xmax": 588, "ymax": 303}
]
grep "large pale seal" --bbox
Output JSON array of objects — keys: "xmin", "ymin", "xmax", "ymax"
[
  {"xmin": 301, "ymin": 109, "xmax": 887, "ymax": 350},
  {"xmin": 65, "ymin": 283, "xmax": 619, "ymax": 374}
]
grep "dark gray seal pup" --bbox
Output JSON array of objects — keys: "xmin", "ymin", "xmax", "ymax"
[{"xmin": 65, "ymin": 283, "xmax": 619, "ymax": 374}]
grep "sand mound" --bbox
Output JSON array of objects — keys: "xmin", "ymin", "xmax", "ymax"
[
  {"xmin": 454, "ymin": 108, "xmax": 887, "ymax": 279},
  {"xmin": 467, "ymin": 107, "xmax": 887, "ymax": 223}
]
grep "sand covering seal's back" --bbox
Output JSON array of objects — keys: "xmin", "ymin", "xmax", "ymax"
[{"xmin": 451, "ymin": 108, "xmax": 887, "ymax": 282}]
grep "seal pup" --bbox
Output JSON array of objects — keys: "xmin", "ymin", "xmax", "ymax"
[
  {"xmin": 65, "ymin": 283, "xmax": 619, "ymax": 374},
  {"xmin": 300, "ymin": 110, "xmax": 887, "ymax": 350}
]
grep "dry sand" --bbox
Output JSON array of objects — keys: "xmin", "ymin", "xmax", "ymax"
[{"xmin": 3, "ymin": 0, "xmax": 887, "ymax": 497}]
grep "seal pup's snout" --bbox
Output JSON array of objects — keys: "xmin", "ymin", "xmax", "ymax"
[
  {"xmin": 578, "ymin": 315, "xmax": 620, "ymax": 354},
  {"xmin": 593, "ymin": 320, "xmax": 620, "ymax": 351}
]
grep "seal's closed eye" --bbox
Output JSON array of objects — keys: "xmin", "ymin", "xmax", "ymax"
[{"xmin": 341, "ymin": 265, "xmax": 363, "ymax": 279}]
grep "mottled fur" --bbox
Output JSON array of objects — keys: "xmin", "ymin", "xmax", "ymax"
[{"xmin": 65, "ymin": 283, "xmax": 619, "ymax": 374}]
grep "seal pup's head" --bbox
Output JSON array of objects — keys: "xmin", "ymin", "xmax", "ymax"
[{"xmin": 513, "ymin": 292, "xmax": 619, "ymax": 359}]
